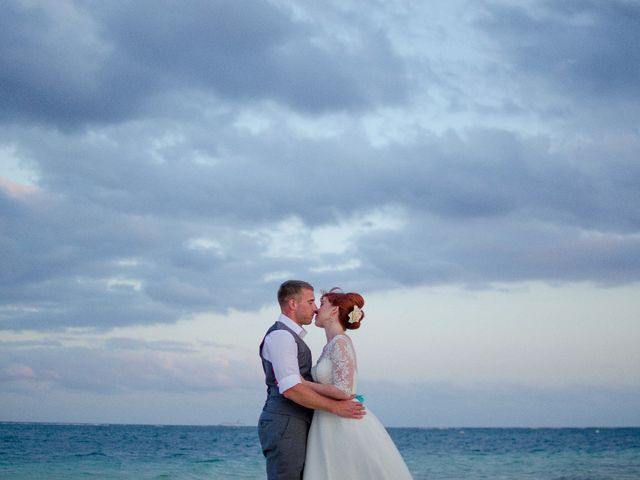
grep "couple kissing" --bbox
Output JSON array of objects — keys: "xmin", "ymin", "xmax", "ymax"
[{"xmin": 258, "ymin": 280, "xmax": 412, "ymax": 479}]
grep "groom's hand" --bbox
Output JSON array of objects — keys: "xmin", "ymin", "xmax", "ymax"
[
  {"xmin": 282, "ymin": 383, "xmax": 365, "ymax": 418},
  {"xmin": 333, "ymin": 399, "xmax": 366, "ymax": 419}
]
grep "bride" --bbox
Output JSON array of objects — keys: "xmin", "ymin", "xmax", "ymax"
[{"xmin": 302, "ymin": 288, "xmax": 412, "ymax": 479}]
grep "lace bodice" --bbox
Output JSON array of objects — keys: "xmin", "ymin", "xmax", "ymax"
[{"xmin": 311, "ymin": 334, "xmax": 357, "ymax": 395}]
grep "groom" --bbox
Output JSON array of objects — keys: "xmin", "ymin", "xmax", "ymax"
[{"xmin": 258, "ymin": 280, "xmax": 365, "ymax": 479}]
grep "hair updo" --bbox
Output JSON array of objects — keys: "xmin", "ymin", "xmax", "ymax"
[{"xmin": 321, "ymin": 288, "xmax": 365, "ymax": 330}]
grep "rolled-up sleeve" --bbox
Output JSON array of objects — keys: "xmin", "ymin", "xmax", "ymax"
[{"xmin": 262, "ymin": 330, "xmax": 302, "ymax": 393}]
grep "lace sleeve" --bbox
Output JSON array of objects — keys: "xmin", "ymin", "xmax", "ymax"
[{"xmin": 328, "ymin": 336, "xmax": 357, "ymax": 395}]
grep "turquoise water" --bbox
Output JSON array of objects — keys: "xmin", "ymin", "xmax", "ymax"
[{"xmin": 1, "ymin": 423, "xmax": 639, "ymax": 479}]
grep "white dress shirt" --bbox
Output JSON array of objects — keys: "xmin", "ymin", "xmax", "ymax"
[{"xmin": 262, "ymin": 314, "xmax": 308, "ymax": 394}]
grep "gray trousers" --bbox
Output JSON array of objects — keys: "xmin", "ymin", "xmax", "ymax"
[{"xmin": 258, "ymin": 411, "xmax": 311, "ymax": 480}]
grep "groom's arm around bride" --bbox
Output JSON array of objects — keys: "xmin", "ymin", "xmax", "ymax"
[{"xmin": 282, "ymin": 378, "xmax": 365, "ymax": 416}]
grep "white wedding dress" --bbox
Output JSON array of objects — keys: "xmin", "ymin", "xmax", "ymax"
[{"xmin": 303, "ymin": 334, "xmax": 412, "ymax": 479}]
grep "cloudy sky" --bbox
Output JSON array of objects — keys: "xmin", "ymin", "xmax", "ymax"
[{"xmin": 1, "ymin": 0, "xmax": 639, "ymax": 427}]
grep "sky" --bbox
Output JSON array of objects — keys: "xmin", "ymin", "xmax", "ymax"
[{"xmin": 1, "ymin": 0, "xmax": 639, "ymax": 427}]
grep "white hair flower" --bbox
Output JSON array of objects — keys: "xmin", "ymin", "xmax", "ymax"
[{"xmin": 348, "ymin": 305, "xmax": 363, "ymax": 324}]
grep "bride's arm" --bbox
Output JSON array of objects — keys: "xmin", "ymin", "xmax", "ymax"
[
  {"xmin": 300, "ymin": 378, "xmax": 353, "ymax": 400},
  {"xmin": 299, "ymin": 336, "xmax": 358, "ymax": 401}
]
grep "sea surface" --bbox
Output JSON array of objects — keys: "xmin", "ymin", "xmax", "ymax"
[{"xmin": 1, "ymin": 422, "xmax": 639, "ymax": 479}]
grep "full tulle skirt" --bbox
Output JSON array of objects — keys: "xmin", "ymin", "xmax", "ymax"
[{"xmin": 303, "ymin": 408, "xmax": 412, "ymax": 479}]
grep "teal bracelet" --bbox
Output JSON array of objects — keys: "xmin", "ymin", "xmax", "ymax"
[{"xmin": 354, "ymin": 394, "xmax": 365, "ymax": 403}]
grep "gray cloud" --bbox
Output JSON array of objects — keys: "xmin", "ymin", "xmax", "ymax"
[
  {"xmin": 477, "ymin": 1, "xmax": 640, "ymax": 103},
  {"xmin": 0, "ymin": 339, "xmax": 258, "ymax": 393},
  {"xmin": 0, "ymin": 0, "xmax": 407, "ymax": 129},
  {"xmin": 2, "ymin": 122, "xmax": 640, "ymax": 330},
  {"xmin": 1, "ymin": 0, "xmax": 639, "ymax": 332}
]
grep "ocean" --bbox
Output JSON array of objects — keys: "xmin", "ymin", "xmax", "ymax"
[{"xmin": 1, "ymin": 423, "xmax": 639, "ymax": 479}]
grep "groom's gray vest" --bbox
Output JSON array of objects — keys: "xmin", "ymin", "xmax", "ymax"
[{"xmin": 259, "ymin": 321, "xmax": 314, "ymax": 422}]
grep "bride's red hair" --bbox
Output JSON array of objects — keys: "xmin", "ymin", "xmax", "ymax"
[{"xmin": 321, "ymin": 288, "xmax": 365, "ymax": 330}]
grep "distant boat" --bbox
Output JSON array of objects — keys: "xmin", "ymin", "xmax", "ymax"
[{"xmin": 219, "ymin": 420, "xmax": 244, "ymax": 427}]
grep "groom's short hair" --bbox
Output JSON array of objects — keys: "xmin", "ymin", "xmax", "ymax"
[{"xmin": 278, "ymin": 280, "xmax": 314, "ymax": 307}]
